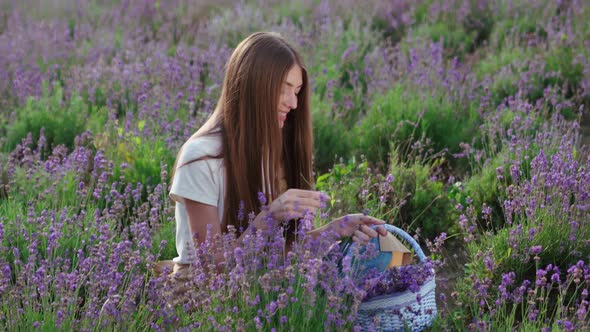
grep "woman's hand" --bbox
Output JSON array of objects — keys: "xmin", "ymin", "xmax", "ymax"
[
  {"xmin": 330, "ymin": 214, "xmax": 388, "ymax": 246},
  {"xmin": 253, "ymin": 189, "xmax": 329, "ymax": 229}
]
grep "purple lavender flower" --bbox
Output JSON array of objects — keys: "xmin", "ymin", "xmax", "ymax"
[{"xmin": 530, "ymin": 245, "xmax": 542, "ymax": 255}]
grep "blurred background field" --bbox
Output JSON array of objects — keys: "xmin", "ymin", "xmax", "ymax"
[{"xmin": 1, "ymin": 0, "xmax": 590, "ymax": 330}]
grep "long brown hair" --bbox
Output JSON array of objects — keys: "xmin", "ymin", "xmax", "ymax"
[{"xmin": 172, "ymin": 32, "xmax": 314, "ymax": 233}]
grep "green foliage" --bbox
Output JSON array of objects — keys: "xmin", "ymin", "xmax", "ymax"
[
  {"xmin": 310, "ymin": 19, "xmax": 381, "ymax": 129},
  {"xmin": 4, "ymin": 83, "xmax": 90, "ymax": 154},
  {"xmin": 0, "ymin": 167, "xmax": 95, "ymax": 265},
  {"xmin": 14, "ymin": 168, "xmax": 91, "ymax": 211},
  {"xmin": 315, "ymin": 150, "xmax": 458, "ymax": 239},
  {"xmin": 96, "ymin": 122, "xmax": 175, "ymax": 189},
  {"xmin": 388, "ymin": 153, "xmax": 458, "ymax": 239},
  {"xmin": 482, "ymin": 27, "xmax": 585, "ymax": 106},
  {"xmin": 543, "ymin": 44, "xmax": 585, "ymax": 98},
  {"xmin": 411, "ymin": 0, "xmax": 434, "ymax": 25},
  {"xmin": 461, "ymin": 0, "xmax": 495, "ymax": 48},
  {"xmin": 353, "ymin": 85, "xmax": 480, "ymax": 166},
  {"xmin": 474, "ymin": 46, "xmax": 530, "ymax": 80},
  {"xmin": 474, "ymin": 45, "xmax": 545, "ymax": 106},
  {"xmin": 151, "ymin": 221, "xmax": 177, "ymax": 260},
  {"xmin": 412, "ymin": 22, "xmax": 477, "ymax": 58},
  {"xmin": 315, "ymin": 157, "xmax": 367, "ymax": 225},
  {"xmin": 311, "ymin": 97, "xmax": 352, "ymax": 172},
  {"xmin": 453, "ymin": 141, "xmax": 590, "ymax": 327},
  {"xmin": 462, "ymin": 156, "xmax": 506, "ymax": 229},
  {"xmin": 370, "ymin": 15, "xmax": 406, "ymax": 46},
  {"xmin": 353, "ymin": 86, "xmax": 412, "ymax": 165},
  {"xmin": 314, "ymin": 155, "xmax": 403, "ymax": 228},
  {"xmin": 272, "ymin": 1, "xmax": 314, "ymax": 27},
  {"xmin": 489, "ymin": 13, "xmax": 546, "ymax": 49},
  {"xmin": 460, "ymin": 206, "xmax": 590, "ymax": 308},
  {"xmin": 491, "ymin": 73, "xmax": 522, "ymax": 106},
  {"xmin": 411, "ymin": 0, "xmax": 494, "ymax": 58}
]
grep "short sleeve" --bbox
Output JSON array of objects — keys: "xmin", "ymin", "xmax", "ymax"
[{"xmin": 170, "ymin": 142, "xmax": 220, "ymax": 206}]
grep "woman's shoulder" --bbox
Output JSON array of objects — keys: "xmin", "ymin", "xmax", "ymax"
[{"xmin": 179, "ymin": 132, "xmax": 223, "ymax": 165}]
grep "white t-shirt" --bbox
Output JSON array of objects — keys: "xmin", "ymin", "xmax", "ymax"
[{"xmin": 169, "ymin": 133, "xmax": 225, "ymax": 264}]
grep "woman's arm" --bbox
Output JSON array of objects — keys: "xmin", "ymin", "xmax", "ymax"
[
  {"xmin": 185, "ymin": 199, "xmax": 222, "ymax": 244},
  {"xmin": 184, "ymin": 198, "xmax": 224, "ymax": 271}
]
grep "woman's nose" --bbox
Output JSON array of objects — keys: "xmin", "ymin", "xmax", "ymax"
[{"xmin": 287, "ymin": 93, "xmax": 298, "ymax": 109}]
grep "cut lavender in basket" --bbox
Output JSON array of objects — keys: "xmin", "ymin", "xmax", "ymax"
[
  {"xmin": 339, "ymin": 224, "xmax": 439, "ymax": 302},
  {"xmin": 360, "ymin": 259, "xmax": 437, "ymax": 301}
]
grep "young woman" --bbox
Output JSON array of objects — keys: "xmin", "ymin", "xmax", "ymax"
[{"xmin": 168, "ymin": 31, "xmax": 387, "ymax": 272}]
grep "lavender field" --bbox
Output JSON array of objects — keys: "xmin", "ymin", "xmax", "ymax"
[{"xmin": 1, "ymin": 0, "xmax": 590, "ymax": 330}]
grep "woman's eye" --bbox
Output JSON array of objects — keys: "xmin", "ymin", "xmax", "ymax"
[{"xmin": 281, "ymin": 85, "xmax": 300, "ymax": 97}]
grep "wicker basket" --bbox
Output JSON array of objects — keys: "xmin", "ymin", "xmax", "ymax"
[{"xmin": 354, "ymin": 224, "xmax": 437, "ymax": 332}]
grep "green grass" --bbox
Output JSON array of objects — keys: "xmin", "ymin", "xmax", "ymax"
[
  {"xmin": 353, "ymin": 85, "xmax": 480, "ymax": 166},
  {"xmin": 311, "ymin": 96, "xmax": 353, "ymax": 172},
  {"xmin": 4, "ymin": 83, "xmax": 89, "ymax": 154},
  {"xmin": 411, "ymin": 22, "xmax": 477, "ymax": 58}
]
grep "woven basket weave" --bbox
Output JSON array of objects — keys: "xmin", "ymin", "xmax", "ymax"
[{"xmin": 355, "ymin": 224, "xmax": 437, "ymax": 332}]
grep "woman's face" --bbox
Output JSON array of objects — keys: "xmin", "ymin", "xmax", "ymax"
[{"xmin": 278, "ymin": 64, "xmax": 303, "ymax": 129}]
